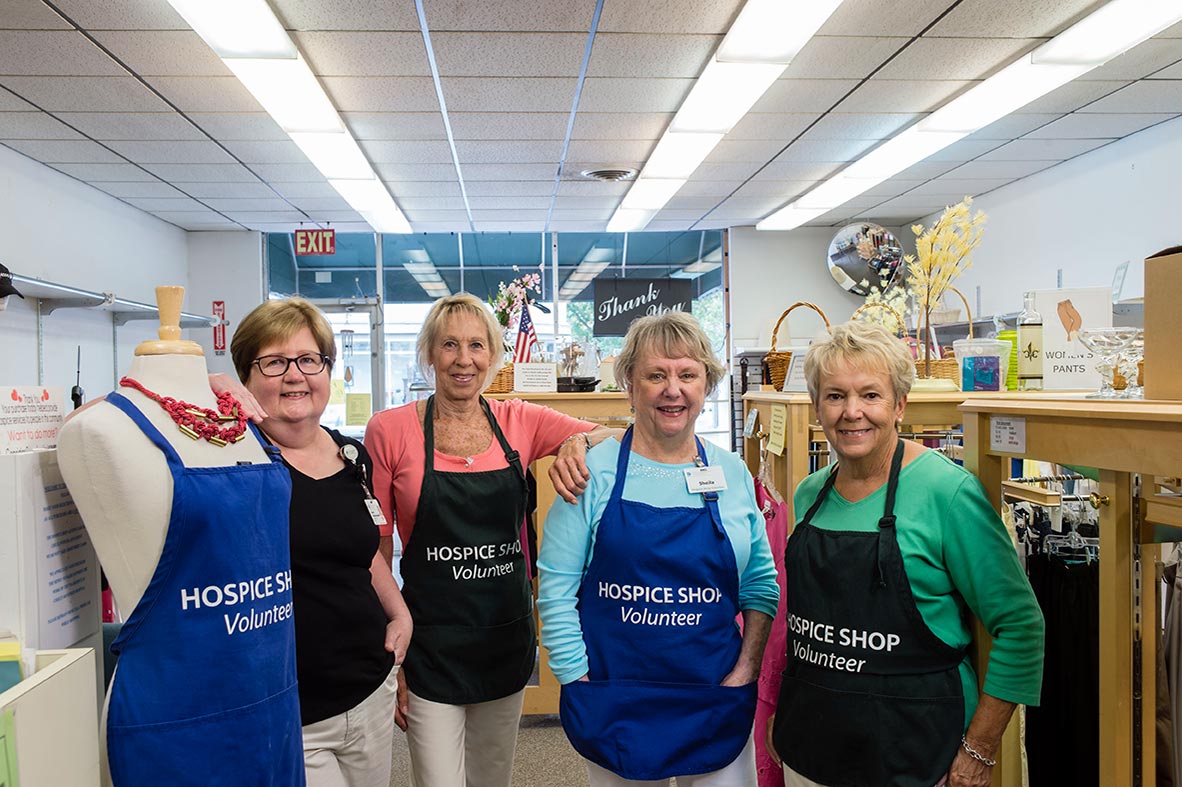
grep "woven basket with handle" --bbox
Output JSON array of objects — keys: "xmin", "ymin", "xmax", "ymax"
[
  {"xmin": 763, "ymin": 301, "xmax": 832, "ymax": 389},
  {"xmin": 916, "ymin": 286, "xmax": 972, "ymax": 385},
  {"xmin": 850, "ymin": 301, "xmax": 906, "ymax": 334},
  {"xmin": 485, "ymin": 363, "xmax": 514, "ymax": 394}
]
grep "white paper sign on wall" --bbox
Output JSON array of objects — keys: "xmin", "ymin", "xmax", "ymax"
[{"xmin": 0, "ymin": 386, "xmax": 64, "ymax": 454}]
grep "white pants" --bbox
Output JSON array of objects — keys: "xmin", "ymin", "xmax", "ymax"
[
  {"xmin": 406, "ymin": 688, "xmax": 525, "ymax": 787},
  {"xmin": 585, "ymin": 736, "xmax": 757, "ymax": 787},
  {"xmin": 783, "ymin": 765, "xmax": 948, "ymax": 787},
  {"xmin": 302, "ymin": 665, "xmax": 399, "ymax": 787}
]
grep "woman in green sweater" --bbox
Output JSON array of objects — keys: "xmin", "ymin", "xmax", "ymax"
[{"xmin": 768, "ymin": 321, "xmax": 1044, "ymax": 787}]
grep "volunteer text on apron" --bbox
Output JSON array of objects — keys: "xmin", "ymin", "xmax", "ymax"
[
  {"xmin": 400, "ymin": 395, "xmax": 533, "ymax": 705},
  {"xmin": 560, "ymin": 427, "xmax": 757, "ymax": 781},
  {"xmin": 773, "ymin": 440, "xmax": 965, "ymax": 787},
  {"xmin": 103, "ymin": 392, "xmax": 304, "ymax": 787}
]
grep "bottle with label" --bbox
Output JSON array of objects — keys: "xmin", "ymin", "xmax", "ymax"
[{"xmin": 1017, "ymin": 291, "xmax": 1043, "ymax": 391}]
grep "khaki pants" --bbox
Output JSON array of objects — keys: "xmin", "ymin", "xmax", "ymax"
[
  {"xmin": 303, "ymin": 665, "xmax": 399, "ymax": 787},
  {"xmin": 585, "ymin": 736, "xmax": 756, "ymax": 787},
  {"xmin": 406, "ymin": 688, "xmax": 525, "ymax": 787}
]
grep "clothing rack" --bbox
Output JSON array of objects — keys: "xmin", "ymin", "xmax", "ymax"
[{"xmin": 1010, "ymin": 473, "xmax": 1086, "ymax": 484}]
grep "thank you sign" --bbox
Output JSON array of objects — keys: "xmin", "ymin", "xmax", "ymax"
[{"xmin": 592, "ymin": 278, "xmax": 692, "ymax": 337}]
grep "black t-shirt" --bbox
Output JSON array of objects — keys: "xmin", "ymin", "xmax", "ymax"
[{"xmin": 285, "ymin": 428, "xmax": 395, "ymax": 725}]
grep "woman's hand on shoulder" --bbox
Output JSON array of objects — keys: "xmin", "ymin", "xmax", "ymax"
[
  {"xmin": 208, "ymin": 373, "xmax": 267, "ymax": 423},
  {"xmin": 550, "ymin": 433, "xmax": 592, "ymax": 504}
]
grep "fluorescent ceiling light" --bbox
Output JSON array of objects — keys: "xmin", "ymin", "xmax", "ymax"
[
  {"xmin": 671, "ymin": 259, "xmax": 723, "ymax": 279},
  {"xmin": 329, "ymin": 178, "xmax": 388, "ymax": 210},
  {"xmin": 582, "ymin": 248, "xmax": 616, "ymax": 263},
  {"xmin": 360, "ymin": 207, "xmax": 412, "ymax": 234},
  {"xmin": 717, "ymin": 0, "xmax": 844, "ymax": 63},
  {"xmin": 671, "ymin": 59, "xmax": 786, "ymax": 133},
  {"xmin": 607, "ymin": 209, "xmax": 659, "ymax": 234},
  {"xmin": 758, "ymin": 0, "xmax": 1182, "ymax": 232},
  {"xmin": 290, "ymin": 132, "xmax": 373, "ymax": 180},
  {"xmin": 621, "ymin": 178, "xmax": 688, "ymax": 211},
  {"xmin": 165, "ymin": 0, "xmax": 295, "ymax": 59},
  {"xmin": 643, "ymin": 132, "xmax": 724, "ymax": 179},
  {"xmin": 224, "ymin": 56, "xmax": 342, "ymax": 133},
  {"xmin": 405, "ymin": 249, "xmax": 430, "ymax": 263},
  {"xmin": 1034, "ymin": 0, "xmax": 1182, "ymax": 66}
]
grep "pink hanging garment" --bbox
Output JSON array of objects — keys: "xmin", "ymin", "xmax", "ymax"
[{"xmin": 754, "ymin": 476, "xmax": 789, "ymax": 787}]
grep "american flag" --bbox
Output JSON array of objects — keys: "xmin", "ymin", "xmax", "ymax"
[{"xmin": 513, "ymin": 305, "xmax": 539, "ymax": 363}]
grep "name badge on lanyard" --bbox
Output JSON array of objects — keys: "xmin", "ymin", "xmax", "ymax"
[
  {"xmin": 684, "ymin": 465, "xmax": 727, "ymax": 495},
  {"xmin": 341, "ymin": 443, "xmax": 388, "ymax": 527}
]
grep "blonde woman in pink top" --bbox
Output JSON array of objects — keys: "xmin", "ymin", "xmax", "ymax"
[{"xmin": 365, "ymin": 293, "xmax": 619, "ymax": 787}]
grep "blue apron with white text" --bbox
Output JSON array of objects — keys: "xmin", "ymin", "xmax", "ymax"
[
  {"xmin": 103, "ymin": 392, "xmax": 304, "ymax": 787},
  {"xmin": 559, "ymin": 428, "xmax": 757, "ymax": 780}
]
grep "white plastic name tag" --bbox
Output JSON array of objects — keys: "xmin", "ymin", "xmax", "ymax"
[
  {"xmin": 365, "ymin": 499, "xmax": 388, "ymax": 527},
  {"xmin": 684, "ymin": 465, "xmax": 727, "ymax": 494}
]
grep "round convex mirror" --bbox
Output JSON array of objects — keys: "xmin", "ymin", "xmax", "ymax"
[{"xmin": 826, "ymin": 223, "xmax": 904, "ymax": 296}]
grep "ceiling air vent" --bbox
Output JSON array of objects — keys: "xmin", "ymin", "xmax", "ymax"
[{"xmin": 579, "ymin": 168, "xmax": 637, "ymax": 182}]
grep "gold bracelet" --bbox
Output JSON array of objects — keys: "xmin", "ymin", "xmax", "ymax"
[{"xmin": 960, "ymin": 737, "xmax": 996, "ymax": 767}]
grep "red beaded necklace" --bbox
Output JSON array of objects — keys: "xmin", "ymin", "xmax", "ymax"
[{"xmin": 120, "ymin": 376, "xmax": 248, "ymax": 447}]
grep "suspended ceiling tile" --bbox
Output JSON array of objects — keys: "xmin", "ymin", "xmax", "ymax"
[
  {"xmin": 783, "ymin": 36, "xmax": 909, "ymax": 80},
  {"xmin": 860, "ymin": 179, "xmax": 925, "ymax": 198},
  {"xmin": 49, "ymin": 161, "xmax": 156, "ymax": 180},
  {"xmin": 399, "ymin": 196, "xmax": 473, "ymax": 211},
  {"xmin": 703, "ymin": 138, "xmax": 790, "ymax": 163},
  {"xmin": 384, "ymin": 180, "xmax": 464, "ymax": 197},
  {"xmin": 413, "ymin": 221, "xmax": 470, "ymax": 232},
  {"xmin": 551, "ymin": 196, "xmax": 621, "ymax": 210},
  {"xmin": 90, "ymin": 31, "xmax": 230, "ymax": 77},
  {"xmin": 977, "ymin": 138, "xmax": 1111, "ymax": 160},
  {"xmin": 0, "ymin": 90, "xmax": 34, "ymax": 111},
  {"xmin": 151, "ymin": 209, "xmax": 230, "ymax": 223},
  {"xmin": 344, "ymin": 112, "xmax": 449, "ymax": 140},
  {"xmin": 0, "ymin": 112, "xmax": 83, "ymax": 139},
  {"xmin": 3, "ymin": 0, "xmax": 73, "ymax": 29},
  {"xmin": 1154, "ymin": 62, "xmax": 1182, "ymax": 79},
  {"xmin": 1085, "ymin": 39, "xmax": 1182, "ymax": 81},
  {"xmin": 876, "ymin": 38, "xmax": 1039, "ymax": 81},
  {"xmin": 89, "ymin": 181, "xmax": 187, "ymax": 198},
  {"xmin": 905, "ymin": 177, "xmax": 1015, "ymax": 196},
  {"xmin": 270, "ymin": 181, "xmax": 341, "ymax": 199},
  {"xmin": 188, "ymin": 113, "xmax": 288, "ymax": 141},
  {"xmin": 443, "ymin": 77, "xmax": 580, "ymax": 113},
  {"xmin": 0, "ymin": 31, "xmax": 125, "ymax": 77},
  {"xmin": 105, "ymin": 140, "xmax": 237, "ymax": 164},
  {"xmin": 473, "ymin": 220, "xmax": 547, "ymax": 231},
  {"xmin": 124, "ymin": 196, "xmax": 210, "ymax": 212},
  {"xmin": 463, "ymin": 162, "xmax": 557, "ymax": 180},
  {"xmin": 571, "ymin": 112, "xmax": 671, "ymax": 140},
  {"xmin": 598, "ymin": 0, "xmax": 743, "ymax": 34},
  {"xmin": 249, "ymin": 163, "xmax": 325, "ymax": 181},
  {"xmin": 731, "ymin": 180, "xmax": 817, "ymax": 199},
  {"xmin": 964, "ymin": 113, "xmax": 1061, "ymax": 139},
  {"xmin": 141, "ymin": 162, "xmax": 263, "ymax": 182},
  {"xmin": 1158, "ymin": 20, "xmax": 1182, "ymax": 38},
  {"xmin": 284, "ymin": 196, "xmax": 351, "ymax": 212},
  {"xmin": 651, "ymin": 209, "xmax": 708, "ymax": 222},
  {"xmin": 925, "ymin": 139, "xmax": 1005, "ymax": 161},
  {"xmin": 434, "ymin": 33, "xmax": 585, "ymax": 78},
  {"xmin": 1024, "ymin": 113, "xmax": 1177, "ymax": 139},
  {"xmin": 942, "ymin": 159, "xmax": 1058, "ymax": 179},
  {"xmin": 800, "ymin": 112, "xmax": 919, "ymax": 141},
  {"xmin": 294, "ymin": 32, "xmax": 429, "ymax": 76},
  {"xmin": 549, "ymin": 208, "xmax": 613, "ymax": 221},
  {"xmin": 564, "ymin": 139, "xmax": 652, "ymax": 162},
  {"xmin": 463, "ymin": 180, "xmax": 553, "ymax": 197},
  {"xmin": 447, "ymin": 112, "xmax": 566, "ymax": 141},
  {"xmin": 891, "ymin": 160, "xmax": 961, "ymax": 180},
  {"xmin": 175, "ymin": 221, "xmax": 243, "ymax": 231},
  {"xmin": 587, "ymin": 34, "xmax": 716, "ymax": 79},
  {"xmin": 928, "ymin": 0, "xmax": 1103, "ymax": 37},
  {"xmin": 819, "ymin": 0, "xmax": 952, "ymax": 36},
  {"xmin": 361, "ymin": 139, "xmax": 455, "ymax": 163},
  {"xmin": 452, "ymin": 139, "xmax": 561, "ymax": 164},
  {"xmin": 676, "ymin": 179, "xmax": 745, "ymax": 197},
  {"xmin": 202, "ymin": 198, "xmax": 299, "ymax": 212},
  {"xmin": 56, "ymin": 111, "xmax": 206, "ymax": 141},
  {"xmin": 270, "ymin": 0, "xmax": 420, "ymax": 31},
  {"xmin": 172, "ymin": 181, "xmax": 275, "ymax": 199},
  {"xmin": 304, "ymin": 210, "xmax": 363, "ymax": 223},
  {"xmin": 426, "ymin": 0, "xmax": 594, "ymax": 32},
  {"xmin": 148, "ymin": 76, "xmax": 266, "ymax": 112},
  {"xmin": 3, "ymin": 138, "xmax": 122, "ymax": 162},
  {"xmin": 48, "ymin": 0, "xmax": 188, "ymax": 30},
  {"xmin": 1015, "ymin": 80, "xmax": 1130, "ymax": 113},
  {"xmin": 222, "ymin": 211, "xmax": 311, "ymax": 223},
  {"xmin": 840, "ymin": 79, "xmax": 972, "ymax": 113},
  {"xmin": 554, "ymin": 179, "xmax": 630, "ymax": 196},
  {"xmin": 751, "ymin": 79, "xmax": 860, "ymax": 114},
  {"xmin": 664, "ymin": 195, "xmax": 725, "ymax": 211},
  {"xmin": 715, "ymin": 196, "xmax": 797, "ymax": 214},
  {"xmin": 374, "ymin": 162, "xmax": 461, "ymax": 180},
  {"xmin": 681, "ymin": 160, "xmax": 762, "ymax": 180},
  {"xmin": 403, "ymin": 209, "xmax": 475, "ymax": 223},
  {"xmin": 0, "ymin": 76, "xmax": 171, "ymax": 112},
  {"xmin": 1080, "ymin": 80, "xmax": 1182, "ymax": 113},
  {"xmin": 770, "ymin": 138, "xmax": 878, "ymax": 163},
  {"xmin": 727, "ymin": 113, "xmax": 820, "ymax": 141},
  {"xmin": 319, "ymin": 77, "xmax": 441, "ymax": 113},
  {"xmin": 578, "ymin": 78, "xmax": 693, "ymax": 113}
]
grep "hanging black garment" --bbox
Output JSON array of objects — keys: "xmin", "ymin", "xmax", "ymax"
[
  {"xmin": 400, "ymin": 396, "xmax": 533, "ymax": 705},
  {"xmin": 773, "ymin": 440, "xmax": 967, "ymax": 787}
]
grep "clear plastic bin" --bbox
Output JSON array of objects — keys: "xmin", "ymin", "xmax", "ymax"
[{"xmin": 953, "ymin": 338, "xmax": 1010, "ymax": 392}]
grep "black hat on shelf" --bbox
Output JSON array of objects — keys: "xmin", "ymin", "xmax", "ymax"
[{"xmin": 0, "ymin": 263, "xmax": 24, "ymax": 299}]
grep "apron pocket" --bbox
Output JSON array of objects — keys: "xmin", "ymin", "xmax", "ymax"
[
  {"xmin": 774, "ymin": 670, "xmax": 962, "ymax": 787},
  {"xmin": 107, "ymin": 683, "xmax": 303, "ymax": 787},
  {"xmin": 560, "ymin": 678, "xmax": 756, "ymax": 782},
  {"xmin": 405, "ymin": 614, "xmax": 535, "ymax": 705}
]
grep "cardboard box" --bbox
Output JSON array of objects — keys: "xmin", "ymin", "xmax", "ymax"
[{"xmin": 1144, "ymin": 246, "xmax": 1182, "ymax": 400}]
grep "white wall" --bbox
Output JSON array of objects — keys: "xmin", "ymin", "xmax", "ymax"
[
  {"xmin": 936, "ymin": 115, "xmax": 1182, "ymax": 318},
  {"xmin": 0, "ymin": 145, "xmax": 188, "ymax": 396},
  {"xmin": 186, "ymin": 232, "xmax": 265, "ymax": 378}
]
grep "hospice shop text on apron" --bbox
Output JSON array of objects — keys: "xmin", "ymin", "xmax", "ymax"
[
  {"xmin": 103, "ymin": 392, "xmax": 304, "ymax": 787},
  {"xmin": 400, "ymin": 395, "xmax": 533, "ymax": 705},
  {"xmin": 560, "ymin": 427, "xmax": 757, "ymax": 781},
  {"xmin": 773, "ymin": 440, "xmax": 966, "ymax": 787}
]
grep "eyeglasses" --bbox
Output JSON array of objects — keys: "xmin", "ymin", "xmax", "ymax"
[{"xmin": 253, "ymin": 353, "xmax": 330, "ymax": 377}]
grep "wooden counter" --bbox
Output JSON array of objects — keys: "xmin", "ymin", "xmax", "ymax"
[{"xmin": 485, "ymin": 391, "xmax": 632, "ymax": 715}]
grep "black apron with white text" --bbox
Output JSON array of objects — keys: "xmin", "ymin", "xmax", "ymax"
[
  {"xmin": 400, "ymin": 396, "xmax": 532, "ymax": 705},
  {"xmin": 773, "ymin": 440, "xmax": 966, "ymax": 787}
]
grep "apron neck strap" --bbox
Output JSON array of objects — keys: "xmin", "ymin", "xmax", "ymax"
[
  {"xmin": 422, "ymin": 395, "xmax": 524, "ymax": 479},
  {"xmin": 874, "ymin": 439, "xmax": 906, "ymax": 588}
]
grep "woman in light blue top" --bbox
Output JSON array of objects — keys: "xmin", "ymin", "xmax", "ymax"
[{"xmin": 539, "ymin": 311, "xmax": 779, "ymax": 787}]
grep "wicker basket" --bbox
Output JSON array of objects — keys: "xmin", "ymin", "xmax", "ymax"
[
  {"xmin": 915, "ymin": 286, "xmax": 972, "ymax": 386},
  {"xmin": 851, "ymin": 302, "xmax": 906, "ymax": 334},
  {"xmin": 763, "ymin": 301, "xmax": 832, "ymax": 389},
  {"xmin": 485, "ymin": 363, "xmax": 514, "ymax": 394}
]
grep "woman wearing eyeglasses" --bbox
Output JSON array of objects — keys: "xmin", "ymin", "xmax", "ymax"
[{"xmin": 230, "ymin": 297, "xmax": 414, "ymax": 787}]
